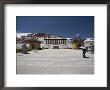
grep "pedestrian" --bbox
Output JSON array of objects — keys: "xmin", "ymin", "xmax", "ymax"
[
  {"xmin": 91, "ymin": 45, "xmax": 94, "ymax": 54},
  {"xmin": 22, "ymin": 43, "xmax": 27, "ymax": 54},
  {"xmin": 82, "ymin": 47, "xmax": 87, "ymax": 58}
]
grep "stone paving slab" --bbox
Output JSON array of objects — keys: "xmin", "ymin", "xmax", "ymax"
[{"xmin": 17, "ymin": 49, "xmax": 94, "ymax": 74}]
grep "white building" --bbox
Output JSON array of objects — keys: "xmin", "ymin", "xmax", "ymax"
[
  {"xmin": 16, "ymin": 32, "xmax": 32, "ymax": 38},
  {"xmin": 16, "ymin": 44, "xmax": 30, "ymax": 49},
  {"xmin": 43, "ymin": 38, "xmax": 69, "ymax": 49},
  {"xmin": 83, "ymin": 38, "xmax": 94, "ymax": 50}
]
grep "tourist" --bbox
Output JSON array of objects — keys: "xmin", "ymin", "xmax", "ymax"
[
  {"xmin": 82, "ymin": 47, "xmax": 87, "ymax": 58},
  {"xmin": 22, "ymin": 43, "xmax": 27, "ymax": 54}
]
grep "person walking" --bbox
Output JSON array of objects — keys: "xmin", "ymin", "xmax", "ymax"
[
  {"xmin": 22, "ymin": 43, "xmax": 27, "ymax": 54},
  {"xmin": 82, "ymin": 47, "xmax": 87, "ymax": 58}
]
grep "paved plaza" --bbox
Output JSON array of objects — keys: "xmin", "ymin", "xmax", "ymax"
[{"xmin": 17, "ymin": 49, "xmax": 94, "ymax": 74}]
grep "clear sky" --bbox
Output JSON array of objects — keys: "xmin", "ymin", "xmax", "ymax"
[{"xmin": 16, "ymin": 16, "xmax": 94, "ymax": 39}]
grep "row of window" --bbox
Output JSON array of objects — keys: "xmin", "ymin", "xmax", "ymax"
[{"xmin": 45, "ymin": 39, "xmax": 66, "ymax": 44}]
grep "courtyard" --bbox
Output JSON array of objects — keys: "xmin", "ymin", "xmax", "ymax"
[{"xmin": 17, "ymin": 49, "xmax": 94, "ymax": 74}]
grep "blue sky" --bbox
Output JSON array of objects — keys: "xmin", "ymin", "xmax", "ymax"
[{"xmin": 16, "ymin": 16, "xmax": 94, "ymax": 39}]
